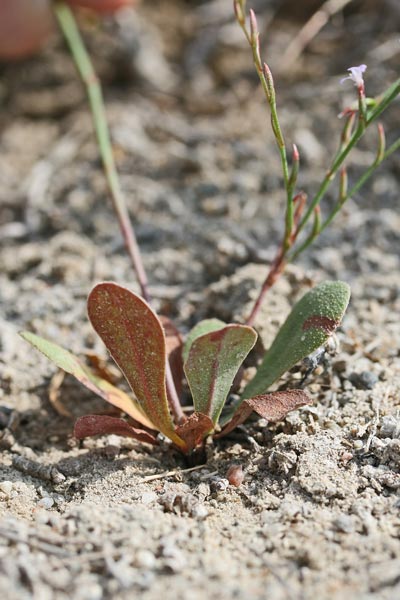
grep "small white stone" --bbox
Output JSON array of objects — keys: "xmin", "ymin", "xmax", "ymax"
[
  {"xmin": 0, "ymin": 481, "xmax": 13, "ymax": 496},
  {"xmin": 141, "ymin": 491, "xmax": 157, "ymax": 505},
  {"xmin": 135, "ymin": 549, "xmax": 156, "ymax": 569},
  {"xmin": 37, "ymin": 496, "xmax": 54, "ymax": 509}
]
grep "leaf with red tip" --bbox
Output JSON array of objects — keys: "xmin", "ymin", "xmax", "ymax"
[
  {"xmin": 217, "ymin": 389, "xmax": 312, "ymax": 437},
  {"xmin": 20, "ymin": 331, "xmax": 154, "ymax": 430},
  {"xmin": 183, "ymin": 319, "xmax": 226, "ymax": 364},
  {"xmin": 175, "ymin": 412, "xmax": 214, "ymax": 452},
  {"xmin": 184, "ymin": 324, "xmax": 257, "ymax": 425},
  {"xmin": 87, "ymin": 283, "xmax": 185, "ymax": 449},
  {"xmin": 74, "ymin": 415, "xmax": 158, "ymax": 445},
  {"xmin": 242, "ymin": 281, "xmax": 350, "ymax": 399}
]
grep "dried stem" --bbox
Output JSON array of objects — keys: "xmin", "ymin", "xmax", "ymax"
[{"xmin": 280, "ymin": 0, "xmax": 353, "ymax": 72}]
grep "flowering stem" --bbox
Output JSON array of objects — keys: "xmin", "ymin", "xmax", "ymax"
[
  {"xmin": 237, "ymin": 7, "xmax": 293, "ymax": 246},
  {"xmin": 236, "ymin": 1, "xmax": 400, "ymax": 324}
]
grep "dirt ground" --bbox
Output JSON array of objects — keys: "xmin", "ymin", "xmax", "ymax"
[{"xmin": 1, "ymin": 1, "xmax": 400, "ymax": 598}]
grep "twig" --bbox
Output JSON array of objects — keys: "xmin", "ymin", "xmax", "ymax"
[
  {"xmin": 141, "ymin": 464, "xmax": 207, "ymax": 482},
  {"xmin": 280, "ymin": 0, "xmax": 354, "ymax": 72},
  {"xmin": 0, "ymin": 527, "xmax": 72, "ymax": 558},
  {"xmin": 49, "ymin": 370, "xmax": 72, "ymax": 417}
]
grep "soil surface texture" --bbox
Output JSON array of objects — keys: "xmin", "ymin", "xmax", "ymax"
[{"xmin": 0, "ymin": 1, "xmax": 400, "ymax": 599}]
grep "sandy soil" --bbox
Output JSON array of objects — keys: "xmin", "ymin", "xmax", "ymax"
[{"xmin": 1, "ymin": 1, "xmax": 400, "ymax": 598}]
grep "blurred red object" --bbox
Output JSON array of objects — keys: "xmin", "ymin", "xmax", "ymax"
[
  {"xmin": 67, "ymin": 0, "xmax": 133, "ymax": 11},
  {"xmin": 0, "ymin": 0, "xmax": 54, "ymax": 60},
  {"xmin": 0, "ymin": 0, "xmax": 135, "ymax": 60}
]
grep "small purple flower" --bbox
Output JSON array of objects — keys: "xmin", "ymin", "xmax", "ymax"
[{"xmin": 341, "ymin": 64, "xmax": 367, "ymax": 89}]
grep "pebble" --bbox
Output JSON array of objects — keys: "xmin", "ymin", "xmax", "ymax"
[
  {"xmin": 349, "ymin": 371, "xmax": 379, "ymax": 390},
  {"xmin": 135, "ymin": 550, "xmax": 156, "ymax": 570},
  {"xmin": 141, "ymin": 491, "xmax": 158, "ymax": 505},
  {"xmin": 210, "ymin": 477, "xmax": 229, "ymax": 493},
  {"xmin": 37, "ymin": 496, "xmax": 54, "ymax": 509},
  {"xmin": 332, "ymin": 514, "xmax": 354, "ymax": 533},
  {"xmin": 226, "ymin": 464, "xmax": 244, "ymax": 487},
  {"xmin": 0, "ymin": 481, "xmax": 13, "ymax": 496}
]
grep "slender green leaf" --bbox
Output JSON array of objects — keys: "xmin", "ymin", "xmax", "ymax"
[
  {"xmin": 87, "ymin": 282, "xmax": 186, "ymax": 449},
  {"xmin": 182, "ymin": 318, "xmax": 226, "ymax": 364},
  {"xmin": 184, "ymin": 324, "xmax": 257, "ymax": 424},
  {"xmin": 20, "ymin": 331, "xmax": 154, "ymax": 430},
  {"xmin": 242, "ymin": 281, "xmax": 350, "ymax": 399}
]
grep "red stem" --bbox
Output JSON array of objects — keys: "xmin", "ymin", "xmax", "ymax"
[{"xmin": 245, "ymin": 248, "xmax": 287, "ymax": 326}]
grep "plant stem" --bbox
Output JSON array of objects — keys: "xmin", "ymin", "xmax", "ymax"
[
  {"xmin": 54, "ymin": 2, "xmax": 150, "ymax": 303},
  {"xmin": 317, "ymin": 135, "xmax": 400, "ymax": 236},
  {"xmin": 245, "ymin": 249, "xmax": 286, "ymax": 326},
  {"xmin": 236, "ymin": 2, "xmax": 399, "ymax": 325},
  {"xmin": 54, "ymin": 3, "xmax": 185, "ymax": 422},
  {"xmin": 165, "ymin": 364, "xmax": 185, "ymax": 424}
]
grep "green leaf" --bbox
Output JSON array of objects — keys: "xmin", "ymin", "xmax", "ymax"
[
  {"xmin": 182, "ymin": 318, "xmax": 226, "ymax": 364},
  {"xmin": 184, "ymin": 324, "xmax": 257, "ymax": 424},
  {"xmin": 242, "ymin": 281, "xmax": 350, "ymax": 399},
  {"xmin": 87, "ymin": 282, "xmax": 185, "ymax": 449},
  {"xmin": 20, "ymin": 331, "xmax": 154, "ymax": 430}
]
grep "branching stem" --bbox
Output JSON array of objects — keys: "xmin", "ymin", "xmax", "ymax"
[{"xmin": 235, "ymin": 0, "xmax": 400, "ymax": 324}]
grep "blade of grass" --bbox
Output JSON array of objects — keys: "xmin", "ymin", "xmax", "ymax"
[
  {"xmin": 53, "ymin": 2, "xmax": 150, "ymax": 303},
  {"xmin": 54, "ymin": 3, "xmax": 182, "ymax": 410}
]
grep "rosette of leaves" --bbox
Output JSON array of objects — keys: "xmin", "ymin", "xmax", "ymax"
[{"xmin": 21, "ymin": 280, "xmax": 350, "ymax": 455}]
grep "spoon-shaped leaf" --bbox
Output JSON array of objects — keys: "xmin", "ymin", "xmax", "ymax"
[
  {"xmin": 184, "ymin": 324, "xmax": 257, "ymax": 424},
  {"xmin": 20, "ymin": 331, "xmax": 154, "ymax": 430},
  {"xmin": 217, "ymin": 389, "xmax": 311, "ymax": 437},
  {"xmin": 74, "ymin": 414, "xmax": 158, "ymax": 445},
  {"xmin": 242, "ymin": 281, "xmax": 350, "ymax": 399},
  {"xmin": 182, "ymin": 318, "xmax": 226, "ymax": 364},
  {"xmin": 87, "ymin": 282, "xmax": 186, "ymax": 449}
]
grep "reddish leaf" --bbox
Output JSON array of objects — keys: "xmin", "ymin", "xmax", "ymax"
[
  {"xmin": 175, "ymin": 412, "xmax": 214, "ymax": 452},
  {"xmin": 87, "ymin": 283, "xmax": 185, "ymax": 449},
  {"xmin": 159, "ymin": 315, "xmax": 184, "ymax": 397},
  {"xmin": 217, "ymin": 389, "xmax": 311, "ymax": 437},
  {"xmin": 74, "ymin": 414, "xmax": 158, "ymax": 445}
]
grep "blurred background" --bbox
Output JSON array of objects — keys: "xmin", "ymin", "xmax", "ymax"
[{"xmin": 0, "ymin": 0, "xmax": 399, "ymax": 325}]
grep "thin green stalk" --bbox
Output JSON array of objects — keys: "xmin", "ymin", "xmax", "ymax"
[
  {"xmin": 296, "ymin": 81, "xmax": 400, "ymax": 238},
  {"xmin": 54, "ymin": 2, "xmax": 150, "ymax": 303},
  {"xmin": 237, "ymin": 8, "xmax": 293, "ymax": 247},
  {"xmin": 319, "ymin": 135, "xmax": 400, "ymax": 234},
  {"xmin": 237, "ymin": 0, "xmax": 399, "ymax": 324},
  {"xmin": 54, "ymin": 3, "xmax": 185, "ymax": 423},
  {"xmin": 367, "ymin": 78, "xmax": 400, "ymax": 124}
]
